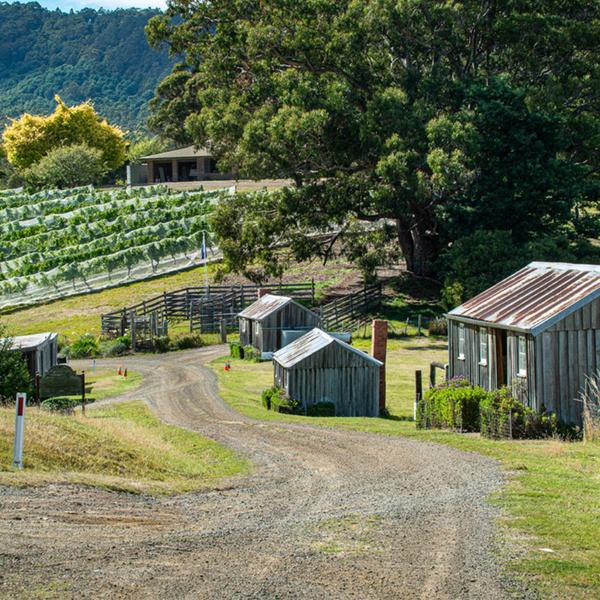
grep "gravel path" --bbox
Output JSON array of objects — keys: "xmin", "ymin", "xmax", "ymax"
[{"xmin": 0, "ymin": 348, "xmax": 531, "ymax": 599}]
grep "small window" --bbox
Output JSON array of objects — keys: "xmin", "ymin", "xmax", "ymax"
[
  {"xmin": 479, "ymin": 327, "xmax": 488, "ymax": 366},
  {"xmin": 458, "ymin": 323, "xmax": 465, "ymax": 360},
  {"xmin": 517, "ymin": 336, "xmax": 527, "ymax": 376}
]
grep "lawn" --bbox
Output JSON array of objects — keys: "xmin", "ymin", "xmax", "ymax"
[
  {"xmin": 210, "ymin": 337, "xmax": 600, "ymax": 600},
  {"xmin": 0, "ymin": 259, "xmax": 356, "ymax": 342},
  {"xmin": 0, "ymin": 401, "xmax": 248, "ymax": 495},
  {"xmin": 82, "ymin": 367, "xmax": 143, "ymax": 402}
]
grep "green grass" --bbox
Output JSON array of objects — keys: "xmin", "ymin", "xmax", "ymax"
[
  {"xmin": 210, "ymin": 337, "xmax": 600, "ymax": 599},
  {"xmin": 82, "ymin": 368, "xmax": 143, "ymax": 401},
  {"xmin": 0, "ymin": 400, "xmax": 248, "ymax": 495}
]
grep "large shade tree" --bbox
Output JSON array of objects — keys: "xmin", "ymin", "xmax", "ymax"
[{"xmin": 147, "ymin": 1, "xmax": 600, "ymax": 281}]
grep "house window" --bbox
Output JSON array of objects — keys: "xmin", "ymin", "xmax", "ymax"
[
  {"xmin": 479, "ymin": 328, "xmax": 488, "ymax": 366},
  {"xmin": 458, "ymin": 323, "xmax": 465, "ymax": 360},
  {"xmin": 517, "ymin": 336, "xmax": 527, "ymax": 377}
]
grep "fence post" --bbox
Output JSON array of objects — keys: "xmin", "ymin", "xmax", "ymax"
[
  {"xmin": 417, "ymin": 315, "xmax": 422, "ymax": 336},
  {"xmin": 415, "ymin": 369, "xmax": 423, "ymax": 426},
  {"xmin": 220, "ymin": 319, "xmax": 228, "ymax": 344},
  {"xmin": 130, "ymin": 314, "xmax": 137, "ymax": 353},
  {"xmin": 429, "ymin": 363, "xmax": 436, "ymax": 388},
  {"xmin": 508, "ymin": 408, "xmax": 513, "ymax": 439}
]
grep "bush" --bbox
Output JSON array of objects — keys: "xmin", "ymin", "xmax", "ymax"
[
  {"xmin": 480, "ymin": 388, "xmax": 580, "ymax": 440},
  {"xmin": 153, "ymin": 336, "xmax": 171, "ymax": 354},
  {"xmin": 306, "ymin": 402, "xmax": 336, "ymax": 417},
  {"xmin": 116, "ymin": 335, "xmax": 131, "ymax": 350},
  {"xmin": 230, "ymin": 342, "xmax": 244, "ymax": 359},
  {"xmin": 0, "ymin": 328, "xmax": 32, "ymax": 405},
  {"xmin": 21, "ymin": 143, "xmax": 109, "ymax": 189},
  {"xmin": 243, "ymin": 345, "xmax": 258, "ymax": 361},
  {"xmin": 41, "ymin": 396, "xmax": 81, "ymax": 413},
  {"xmin": 69, "ymin": 334, "xmax": 100, "ymax": 359},
  {"xmin": 428, "ymin": 317, "xmax": 448, "ymax": 336},
  {"xmin": 173, "ymin": 334, "xmax": 204, "ymax": 350},
  {"xmin": 262, "ymin": 386, "xmax": 300, "ymax": 414},
  {"xmin": 99, "ymin": 340, "xmax": 128, "ymax": 357},
  {"xmin": 417, "ymin": 377, "xmax": 484, "ymax": 432}
]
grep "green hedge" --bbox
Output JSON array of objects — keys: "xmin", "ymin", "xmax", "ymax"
[
  {"xmin": 417, "ymin": 378, "xmax": 485, "ymax": 432},
  {"xmin": 41, "ymin": 396, "xmax": 94, "ymax": 413},
  {"xmin": 230, "ymin": 342, "xmax": 244, "ymax": 359},
  {"xmin": 261, "ymin": 386, "xmax": 300, "ymax": 414}
]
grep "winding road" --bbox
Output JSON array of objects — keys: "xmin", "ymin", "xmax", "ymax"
[{"xmin": 0, "ymin": 347, "xmax": 531, "ymax": 599}]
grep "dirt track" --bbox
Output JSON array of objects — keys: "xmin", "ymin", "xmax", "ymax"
[{"xmin": 0, "ymin": 347, "xmax": 532, "ymax": 599}]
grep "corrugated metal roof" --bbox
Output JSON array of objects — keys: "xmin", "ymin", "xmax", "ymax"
[
  {"xmin": 5, "ymin": 332, "xmax": 58, "ymax": 350},
  {"xmin": 448, "ymin": 262, "xmax": 600, "ymax": 335},
  {"xmin": 273, "ymin": 328, "xmax": 383, "ymax": 368},
  {"xmin": 238, "ymin": 294, "xmax": 293, "ymax": 321},
  {"xmin": 140, "ymin": 145, "xmax": 213, "ymax": 160}
]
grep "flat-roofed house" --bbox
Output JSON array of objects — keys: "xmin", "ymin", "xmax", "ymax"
[
  {"xmin": 7, "ymin": 332, "xmax": 59, "ymax": 378},
  {"xmin": 447, "ymin": 262, "xmax": 600, "ymax": 425},
  {"xmin": 140, "ymin": 146, "xmax": 233, "ymax": 183}
]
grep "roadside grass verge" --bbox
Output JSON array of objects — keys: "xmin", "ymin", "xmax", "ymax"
[
  {"xmin": 210, "ymin": 340, "xmax": 600, "ymax": 600},
  {"xmin": 82, "ymin": 368, "xmax": 143, "ymax": 401},
  {"xmin": 0, "ymin": 401, "xmax": 248, "ymax": 495}
]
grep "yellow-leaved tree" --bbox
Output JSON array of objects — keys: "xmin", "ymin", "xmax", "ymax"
[{"xmin": 2, "ymin": 96, "xmax": 126, "ymax": 172}]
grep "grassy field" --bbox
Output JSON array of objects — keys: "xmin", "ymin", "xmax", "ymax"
[
  {"xmin": 0, "ymin": 401, "xmax": 248, "ymax": 495},
  {"xmin": 82, "ymin": 368, "xmax": 143, "ymax": 401},
  {"xmin": 0, "ymin": 259, "xmax": 356, "ymax": 342},
  {"xmin": 210, "ymin": 338, "xmax": 600, "ymax": 600}
]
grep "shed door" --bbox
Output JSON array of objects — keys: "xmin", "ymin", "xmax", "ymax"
[{"xmin": 495, "ymin": 330, "xmax": 507, "ymax": 387}]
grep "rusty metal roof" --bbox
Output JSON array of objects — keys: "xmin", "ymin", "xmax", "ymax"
[
  {"xmin": 273, "ymin": 328, "xmax": 383, "ymax": 368},
  {"xmin": 238, "ymin": 294, "xmax": 294, "ymax": 321},
  {"xmin": 448, "ymin": 262, "xmax": 600, "ymax": 335}
]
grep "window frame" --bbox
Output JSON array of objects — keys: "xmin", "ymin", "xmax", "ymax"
[
  {"xmin": 458, "ymin": 323, "xmax": 466, "ymax": 360},
  {"xmin": 479, "ymin": 327, "xmax": 488, "ymax": 366},
  {"xmin": 517, "ymin": 335, "xmax": 527, "ymax": 377}
]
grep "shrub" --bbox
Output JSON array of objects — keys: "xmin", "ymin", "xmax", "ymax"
[
  {"xmin": 480, "ymin": 388, "xmax": 580, "ymax": 440},
  {"xmin": 262, "ymin": 386, "xmax": 300, "ymax": 414},
  {"xmin": 99, "ymin": 340, "xmax": 128, "ymax": 357},
  {"xmin": 69, "ymin": 334, "xmax": 100, "ymax": 359},
  {"xmin": 173, "ymin": 334, "xmax": 204, "ymax": 350},
  {"xmin": 418, "ymin": 377, "xmax": 484, "ymax": 432},
  {"xmin": 306, "ymin": 402, "xmax": 336, "ymax": 417},
  {"xmin": 428, "ymin": 317, "xmax": 448, "ymax": 336},
  {"xmin": 116, "ymin": 335, "xmax": 131, "ymax": 350},
  {"xmin": 153, "ymin": 336, "xmax": 171, "ymax": 353},
  {"xmin": 230, "ymin": 342, "xmax": 244, "ymax": 359},
  {"xmin": 41, "ymin": 396, "xmax": 81, "ymax": 413},
  {"xmin": 0, "ymin": 327, "xmax": 32, "ymax": 405},
  {"xmin": 243, "ymin": 345, "xmax": 258, "ymax": 361},
  {"xmin": 21, "ymin": 143, "xmax": 109, "ymax": 189}
]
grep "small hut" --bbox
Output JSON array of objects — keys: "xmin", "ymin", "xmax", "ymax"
[
  {"xmin": 447, "ymin": 262, "xmax": 600, "ymax": 425},
  {"xmin": 238, "ymin": 294, "xmax": 321, "ymax": 355},
  {"xmin": 272, "ymin": 328, "xmax": 382, "ymax": 417},
  {"xmin": 8, "ymin": 333, "xmax": 59, "ymax": 378}
]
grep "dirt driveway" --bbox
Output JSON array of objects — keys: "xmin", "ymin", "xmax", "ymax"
[{"xmin": 0, "ymin": 348, "xmax": 532, "ymax": 599}]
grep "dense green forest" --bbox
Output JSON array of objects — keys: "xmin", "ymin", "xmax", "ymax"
[{"xmin": 0, "ymin": 2, "xmax": 173, "ymax": 132}]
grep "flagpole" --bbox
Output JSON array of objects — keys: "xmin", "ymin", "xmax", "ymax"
[{"xmin": 202, "ymin": 229, "xmax": 209, "ymax": 295}]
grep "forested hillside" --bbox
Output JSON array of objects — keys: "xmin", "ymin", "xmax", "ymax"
[{"xmin": 0, "ymin": 2, "xmax": 173, "ymax": 132}]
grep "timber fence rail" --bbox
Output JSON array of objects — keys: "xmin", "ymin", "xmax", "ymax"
[
  {"xmin": 101, "ymin": 281, "xmax": 316, "ymax": 336},
  {"xmin": 321, "ymin": 284, "xmax": 382, "ymax": 331}
]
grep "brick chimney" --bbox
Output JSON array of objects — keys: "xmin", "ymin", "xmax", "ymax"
[
  {"xmin": 257, "ymin": 288, "xmax": 270, "ymax": 299},
  {"xmin": 371, "ymin": 320, "xmax": 388, "ymax": 411}
]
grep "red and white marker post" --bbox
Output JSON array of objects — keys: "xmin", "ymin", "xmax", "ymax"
[{"xmin": 13, "ymin": 392, "xmax": 26, "ymax": 469}]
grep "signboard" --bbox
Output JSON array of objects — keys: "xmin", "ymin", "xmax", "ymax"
[{"xmin": 38, "ymin": 365, "xmax": 83, "ymax": 399}]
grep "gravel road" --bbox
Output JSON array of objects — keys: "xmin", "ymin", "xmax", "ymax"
[{"xmin": 0, "ymin": 347, "xmax": 532, "ymax": 599}]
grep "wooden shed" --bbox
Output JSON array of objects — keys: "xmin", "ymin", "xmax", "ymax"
[
  {"xmin": 447, "ymin": 262, "xmax": 600, "ymax": 425},
  {"xmin": 8, "ymin": 333, "xmax": 59, "ymax": 378},
  {"xmin": 272, "ymin": 328, "xmax": 382, "ymax": 417},
  {"xmin": 238, "ymin": 294, "xmax": 321, "ymax": 355}
]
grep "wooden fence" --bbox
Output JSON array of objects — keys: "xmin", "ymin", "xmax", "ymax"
[
  {"xmin": 321, "ymin": 284, "xmax": 382, "ymax": 331},
  {"xmin": 101, "ymin": 281, "xmax": 316, "ymax": 337}
]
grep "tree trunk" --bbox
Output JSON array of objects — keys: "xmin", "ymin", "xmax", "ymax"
[{"xmin": 396, "ymin": 219, "xmax": 436, "ymax": 278}]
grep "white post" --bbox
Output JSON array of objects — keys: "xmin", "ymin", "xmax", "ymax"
[
  {"xmin": 202, "ymin": 229, "xmax": 209, "ymax": 296},
  {"xmin": 13, "ymin": 393, "xmax": 26, "ymax": 469}
]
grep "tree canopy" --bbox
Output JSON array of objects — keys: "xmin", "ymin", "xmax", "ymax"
[
  {"xmin": 148, "ymin": 0, "xmax": 600, "ymax": 290},
  {"xmin": 3, "ymin": 96, "xmax": 126, "ymax": 172}
]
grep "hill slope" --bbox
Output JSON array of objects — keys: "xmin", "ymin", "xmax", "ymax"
[{"xmin": 0, "ymin": 2, "xmax": 173, "ymax": 132}]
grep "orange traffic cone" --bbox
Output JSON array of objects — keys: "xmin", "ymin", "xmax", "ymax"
[
  {"xmin": 124, "ymin": 368, "xmax": 128, "ymax": 378},
  {"xmin": 118, "ymin": 367, "xmax": 122, "ymax": 376}
]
